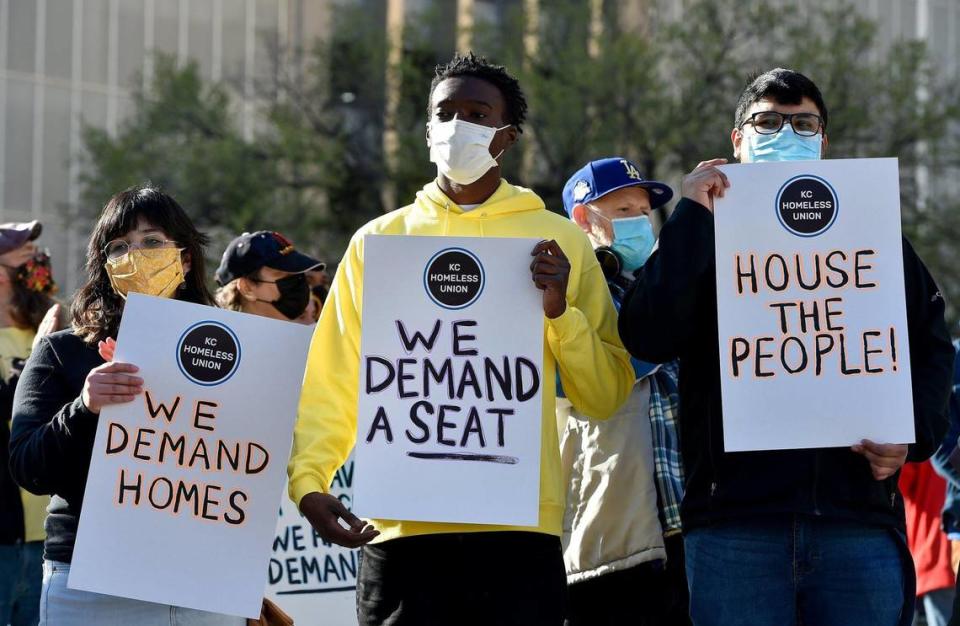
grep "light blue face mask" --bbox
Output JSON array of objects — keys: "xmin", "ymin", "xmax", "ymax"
[
  {"xmin": 743, "ymin": 126, "xmax": 823, "ymax": 163},
  {"xmin": 590, "ymin": 206, "xmax": 656, "ymax": 273}
]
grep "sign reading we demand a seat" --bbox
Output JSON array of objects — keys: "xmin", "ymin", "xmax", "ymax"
[
  {"xmin": 714, "ymin": 158, "xmax": 915, "ymax": 452},
  {"xmin": 356, "ymin": 235, "xmax": 545, "ymax": 527},
  {"xmin": 70, "ymin": 294, "xmax": 313, "ymax": 619}
]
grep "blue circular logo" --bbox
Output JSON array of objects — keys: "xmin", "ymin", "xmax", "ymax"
[{"xmin": 423, "ymin": 248, "xmax": 485, "ymax": 310}]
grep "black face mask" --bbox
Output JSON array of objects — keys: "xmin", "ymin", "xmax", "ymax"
[{"xmin": 258, "ymin": 273, "xmax": 310, "ymax": 319}]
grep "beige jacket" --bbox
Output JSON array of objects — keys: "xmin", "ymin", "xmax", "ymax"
[{"xmin": 558, "ymin": 380, "xmax": 665, "ymax": 584}]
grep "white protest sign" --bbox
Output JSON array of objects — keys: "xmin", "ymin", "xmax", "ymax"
[
  {"xmin": 357, "ymin": 235, "xmax": 544, "ymax": 526},
  {"xmin": 266, "ymin": 454, "xmax": 358, "ymax": 626},
  {"xmin": 714, "ymin": 157, "xmax": 913, "ymax": 452},
  {"xmin": 69, "ymin": 294, "xmax": 313, "ymax": 618}
]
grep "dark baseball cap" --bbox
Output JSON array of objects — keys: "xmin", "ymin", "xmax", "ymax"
[
  {"xmin": 562, "ymin": 158, "xmax": 673, "ymax": 216},
  {"xmin": 215, "ymin": 231, "xmax": 324, "ymax": 286},
  {"xmin": 0, "ymin": 221, "xmax": 42, "ymax": 256}
]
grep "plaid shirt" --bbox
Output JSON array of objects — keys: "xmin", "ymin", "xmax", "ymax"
[{"xmin": 647, "ymin": 360, "xmax": 684, "ymax": 534}]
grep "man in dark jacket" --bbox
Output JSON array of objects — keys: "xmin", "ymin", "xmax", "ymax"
[{"xmin": 618, "ymin": 68, "xmax": 954, "ymax": 626}]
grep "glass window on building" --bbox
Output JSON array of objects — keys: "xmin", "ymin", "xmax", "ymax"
[
  {"xmin": 188, "ymin": 0, "xmax": 215, "ymax": 80},
  {"xmin": 45, "ymin": 1, "xmax": 74, "ymax": 81},
  {"xmin": 221, "ymin": 0, "xmax": 247, "ymax": 85},
  {"xmin": 42, "ymin": 85, "xmax": 72, "ymax": 217},
  {"xmin": 118, "ymin": 0, "xmax": 146, "ymax": 89},
  {"xmin": 154, "ymin": 0, "xmax": 181, "ymax": 60},
  {"xmin": 7, "ymin": 0, "xmax": 36, "ymax": 74},
  {"xmin": 83, "ymin": 0, "xmax": 110, "ymax": 85},
  {"xmin": 3, "ymin": 79, "xmax": 34, "ymax": 215}
]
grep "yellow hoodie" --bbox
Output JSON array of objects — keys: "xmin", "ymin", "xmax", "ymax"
[{"xmin": 289, "ymin": 180, "xmax": 634, "ymax": 541}]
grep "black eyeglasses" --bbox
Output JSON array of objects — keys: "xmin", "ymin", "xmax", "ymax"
[{"xmin": 740, "ymin": 111, "xmax": 824, "ymax": 137}]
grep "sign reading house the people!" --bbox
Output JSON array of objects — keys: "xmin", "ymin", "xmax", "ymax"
[
  {"xmin": 356, "ymin": 235, "xmax": 544, "ymax": 527},
  {"xmin": 713, "ymin": 158, "xmax": 914, "ymax": 452},
  {"xmin": 69, "ymin": 294, "xmax": 313, "ymax": 619}
]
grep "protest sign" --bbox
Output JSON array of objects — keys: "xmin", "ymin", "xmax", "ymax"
[
  {"xmin": 69, "ymin": 294, "xmax": 313, "ymax": 618},
  {"xmin": 714, "ymin": 158, "xmax": 913, "ymax": 452},
  {"xmin": 356, "ymin": 235, "xmax": 544, "ymax": 526},
  {"xmin": 266, "ymin": 454, "xmax": 358, "ymax": 626}
]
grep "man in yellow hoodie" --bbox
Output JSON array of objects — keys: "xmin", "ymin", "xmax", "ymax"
[{"xmin": 288, "ymin": 52, "xmax": 633, "ymax": 625}]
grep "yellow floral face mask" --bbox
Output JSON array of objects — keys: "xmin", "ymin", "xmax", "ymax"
[{"xmin": 105, "ymin": 247, "xmax": 185, "ymax": 299}]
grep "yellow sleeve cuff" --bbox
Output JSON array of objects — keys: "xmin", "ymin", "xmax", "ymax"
[
  {"xmin": 545, "ymin": 305, "xmax": 583, "ymax": 344},
  {"xmin": 289, "ymin": 474, "xmax": 329, "ymax": 510}
]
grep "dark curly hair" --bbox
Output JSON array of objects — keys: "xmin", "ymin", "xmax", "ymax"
[
  {"xmin": 71, "ymin": 185, "xmax": 214, "ymax": 345},
  {"xmin": 428, "ymin": 52, "xmax": 528, "ymax": 133}
]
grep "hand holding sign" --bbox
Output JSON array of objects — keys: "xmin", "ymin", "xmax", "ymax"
[
  {"xmin": 530, "ymin": 240, "xmax": 570, "ymax": 319},
  {"xmin": 682, "ymin": 158, "xmax": 731, "ymax": 211},
  {"xmin": 300, "ymin": 492, "xmax": 379, "ymax": 548},
  {"xmin": 98, "ymin": 337, "xmax": 117, "ymax": 362},
  {"xmin": 81, "ymin": 361, "xmax": 143, "ymax": 414},
  {"xmin": 851, "ymin": 440, "xmax": 908, "ymax": 481}
]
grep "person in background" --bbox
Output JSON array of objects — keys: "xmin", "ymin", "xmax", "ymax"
[
  {"xmin": 8, "ymin": 185, "xmax": 243, "ymax": 626},
  {"xmin": 900, "ymin": 459, "xmax": 956, "ymax": 626},
  {"xmin": 289, "ymin": 52, "xmax": 634, "ymax": 625},
  {"xmin": 618, "ymin": 68, "xmax": 954, "ymax": 626},
  {"xmin": 558, "ymin": 158, "xmax": 690, "ymax": 626},
  {"xmin": 214, "ymin": 231, "xmax": 324, "ymax": 324},
  {"xmin": 934, "ymin": 341, "xmax": 960, "ymax": 626},
  {"xmin": 0, "ymin": 222, "xmax": 59, "ymax": 626}
]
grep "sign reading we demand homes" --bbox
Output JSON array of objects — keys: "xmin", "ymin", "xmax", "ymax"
[
  {"xmin": 357, "ymin": 235, "xmax": 544, "ymax": 526},
  {"xmin": 69, "ymin": 294, "xmax": 313, "ymax": 619},
  {"xmin": 714, "ymin": 158, "xmax": 913, "ymax": 452}
]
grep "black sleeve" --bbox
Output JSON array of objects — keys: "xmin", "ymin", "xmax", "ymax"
[
  {"xmin": 619, "ymin": 198, "xmax": 716, "ymax": 363},
  {"xmin": 902, "ymin": 238, "xmax": 954, "ymax": 461},
  {"xmin": 9, "ymin": 337, "xmax": 98, "ymax": 495}
]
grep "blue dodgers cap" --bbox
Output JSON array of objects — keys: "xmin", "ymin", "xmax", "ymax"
[{"xmin": 561, "ymin": 157, "xmax": 674, "ymax": 216}]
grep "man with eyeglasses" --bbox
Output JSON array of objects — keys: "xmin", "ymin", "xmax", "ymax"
[{"xmin": 618, "ymin": 68, "xmax": 953, "ymax": 626}]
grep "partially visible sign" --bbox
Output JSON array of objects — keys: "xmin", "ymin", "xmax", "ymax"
[{"xmin": 266, "ymin": 455, "xmax": 359, "ymax": 626}]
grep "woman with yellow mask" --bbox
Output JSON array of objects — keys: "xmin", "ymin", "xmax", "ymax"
[{"xmin": 8, "ymin": 185, "xmax": 244, "ymax": 625}]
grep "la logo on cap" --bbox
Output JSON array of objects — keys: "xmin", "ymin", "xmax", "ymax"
[{"xmin": 620, "ymin": 159, "xmax": 642, "ymax": 181}]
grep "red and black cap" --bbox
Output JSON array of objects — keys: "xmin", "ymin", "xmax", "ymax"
[{"xmin": 215, "ymin": 231, "xmax": 324, "ymax": 286}]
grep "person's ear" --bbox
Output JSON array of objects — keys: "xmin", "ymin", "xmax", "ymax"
[
  {"xmin": 181, "ymin": 250, "xmax": 192, "ymax": 275},
  {"xmin": 425, "ymin": 123, "xmax": 431, "ymax": 147},
  {"xmin": 502, "ymin": 125, "xmax": 519, "ymax": 152},
  {"xmin": 821, "ymin": 132, "xmax": 829, "ymax": 157},
  {"xmin": 731, "ymin": 127, "xmax": 743, "ymax": 162},
  {"xmin": 237, "ymin": 277, "xmax": 258, "ymax": 301},
  {"xmin": 571, "ymin": 204, "xmax": 592, "ymax": 232}
]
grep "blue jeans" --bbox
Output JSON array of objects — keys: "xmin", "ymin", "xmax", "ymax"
[
  {"xmin": 39, "ymin": 562, "xmax": 245, "ymax": 626},
  {"xmin": 0, "ymin": 542, "xmax": 43, "ymax": 626},
  {"xmin": 685, "ymin": 516, "xmax": 909, "ymax": 626}
]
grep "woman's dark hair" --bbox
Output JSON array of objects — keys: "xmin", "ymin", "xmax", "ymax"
[
  {"xmin": 734, "ymin": 68, "xmax": 828, "ymax": 130},
  {"xmin": 72, "ymin": 185, "xmax": 213, "ymax": 345},
  {"xmin": 7, "ymin": 267, "xmax": 56, "ymax": 330}
]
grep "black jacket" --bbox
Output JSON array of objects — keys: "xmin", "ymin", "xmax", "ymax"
[
  {"xmin": 9, "ymin": 330, "xmax": 104, "ymax": 562},
  {"xmin": 619, "ymin": 198, "xmax": 954, "ymax": 531},
  {"xmin": 1, "ymin": 365, "xmax": 25, "ymax": 544}
]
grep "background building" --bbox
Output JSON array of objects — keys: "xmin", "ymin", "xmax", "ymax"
[{"xmin": 1, "ymin": 0, "xmax": 958, "ymax": 294}]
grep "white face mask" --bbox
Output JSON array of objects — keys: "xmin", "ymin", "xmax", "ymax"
[{"xmin": 427, "ymin": 119, "xmax": 511, "ymax": 185}]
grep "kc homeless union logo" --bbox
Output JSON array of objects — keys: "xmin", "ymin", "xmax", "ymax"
[
  {"xmin": 177, "ymin": 321, "xmax": 241, "ymax": 386},
  {"xmin": 423, "ymin": 247, "xmax": 485, "ymax": 310},
  {"xmin": 775, "ymin": 175, "xmax": 839, "ymax": 237}
]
